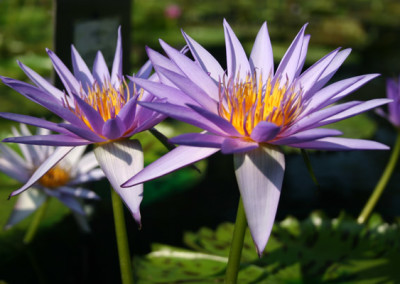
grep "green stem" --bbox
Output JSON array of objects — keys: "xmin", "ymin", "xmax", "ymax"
[
  {"xmin": 301, "ymin": 149, "xmax": 320, "ymax": 187},
  {"xmin": 23, "ymin": 197, "xmax": 50, "ymax": 244},
  {"xmin": 357, "ymin": 132, "xmax": 400, "ymax": 224},
  {"xmin": 111, "ymin": 188, "xmax": 134, "ymax": 284},
  {"xmin": 225, "ymin": 198, "xmax": 247, "ymax": 284}
]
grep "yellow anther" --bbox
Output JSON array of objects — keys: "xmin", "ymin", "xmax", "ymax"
[
  {"xmin": 219, "ymin": 74, "xmax": 302, "ymax": 137},
  {"xmin": 70, "ymin": 80, "xmax": 131, "ymax": 131},
  {"xmin": 38, "ymin": 166, "xmax": 70, "ymax": 188}
]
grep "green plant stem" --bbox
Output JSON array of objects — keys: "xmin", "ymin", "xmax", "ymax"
[
  {"xmin": 23, "ymin": 197, "xmax": 50, "ymax": 244},
  {"xmin": 225, "ymin": 198, "xmax": 247, "ymax": 284},
  {"xmin": 111, "ymin": 188, "xmax": 134, "ymax": 284},
  {"xmin": 301, "ymin": 149, "xmax": 320, "ymax": 187},
  {"xmin": 357, "ymin": 132, "xmax": 400, "ymax": 224}
]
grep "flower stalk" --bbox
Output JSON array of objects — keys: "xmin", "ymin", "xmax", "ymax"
[
  {"xmin": 111, "ymin": 188, "xmax": 134, "ymax": 284},
  {"xmin": 23, "ymin": 196, "xmax": 50, "ymax": 244},
  {"xmin": 225, "ymin": 198, "xmax": 247, "ymax": 284},
  {"xmin": 357, "ymin": 131, "xmax": 400, "ymax": 224}
]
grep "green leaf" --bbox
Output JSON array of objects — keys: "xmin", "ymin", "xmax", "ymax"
[{"xmin": 136, "ymin": 212, "xmax": 400, "ymax": 283}]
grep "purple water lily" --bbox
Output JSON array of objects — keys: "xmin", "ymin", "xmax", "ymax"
[
  {"xmin": 376, "ymin": 76, "xmax": 400, "ymax": 128},
  {"xmin": 123, "ymin": 20, "xmax": 390, "ymax": 254},
  {"xmin": 0, "ymin": 28, "xmax": 164, "ymax": 224},
  {"xmin": 2, "ymin": 124, "xmax": 104, "ymax": 231}
]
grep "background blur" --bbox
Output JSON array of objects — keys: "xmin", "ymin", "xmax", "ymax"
[{"xmin": 1, "ymin": 0, "xmax": 400, "ymax": 283}]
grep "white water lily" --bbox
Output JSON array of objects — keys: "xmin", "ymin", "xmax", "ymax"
[{"xmin": 1, "ymin": 124, "xmax": 104, "ymax": 231}]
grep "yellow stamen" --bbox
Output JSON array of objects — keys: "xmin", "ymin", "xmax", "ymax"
[
  {"xmin": 38, "ymin": 166, "xmax": 70, "ymax": 188},
  {"xmin": 69, "ymin": 80, "xmax": 132, "ymax": 131},
  {"xmin": 219, "ymin": 74, "xmax": 302, "ymax": 137}
]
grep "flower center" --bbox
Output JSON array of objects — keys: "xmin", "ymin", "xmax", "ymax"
[
  {"xmin": 218, "ymin": 74, "xmax": 302, "ymax": 136},
  {"xmin": 38, "ymin": 166, "xmax": 70, "ymax": 188},
  {"xmin": 68, "ymin": 80, "xmax": 132, "ymax": 130}
]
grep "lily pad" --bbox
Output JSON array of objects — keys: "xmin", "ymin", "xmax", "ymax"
[{"xmin": 135, "ymin": 212, "xmax": 400, "ymax": 283}]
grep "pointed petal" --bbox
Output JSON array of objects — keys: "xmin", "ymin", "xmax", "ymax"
[
  {"xmin": 272, "ymin": 128, "xmax": 342, "ymax": 145},
  {"xmin": 59, "ymin": 123, "xmax": 106, "ymax": 143},
  {"xmin": 317, "ymin": 98, "xmax": 392, "ymax": 127},
  {"xmin": 45, "ymin": 188, "xmax": 85, "ymax": 215},
  {"xmin": 138, "ymin": 102, "xmax": 229, "ymax": 136},
  {"xmin": 46, "ymin": 49, "xmax": 81, "ymax": 96},
  {"xmin": 302, "ymin": 74, "xmax": 378, "ymax": 115},
  {"xmin": 94, "ymin": 140, "xmax": 144, "ymax": 224},
  {"xmin": 0, "ymin": 142, "xmax": 28, "ymax": 170},
  {"xmin": 63, "ymin": 145, "xmax": 86, "ymax": 165},
  {"xmin": 3, "ymin": 134, "xmax": 91, "ymax": 146},
  {"xmin": 249, "ymin": 22, "xmax": 274, "ymax": 80},
  {"xmin": 122, "ymin": 145, "xmax": 219, "ymax": 187},
  {"xmin": 182, "ymin": 30, "xmax": 224, "ymax": 82},
  {"xmin": 5, "ymin": 189, "xmax": 46, "ymax": 230},
  {"xmin": 93, "ymin": 51, "xmax": 111, "ymax": 84},
  {"xmin": 221, "ymin": 138, "xmax": 259, "ymax": 154},
  {"xmin": 0, "ymin": 76, "xmax": 60, "ymax": 105},
  {"xmin": 187, "ymin": 104, "xmax": 241, "ymax": 136},
  {"xmin": 308, "ymin": 48, "xmax": 352, "ymax": 94},
  {"xmin": 155, "ymin": 65, "xmax": 218, "ymax": 112},
  {"xmin": 75, "ymin": 151, "xmax": 100, "ymax": 174},
  {"xmin": 71, "ymin": 93, "xmax": 105, "ymax": 134},
  {"xmin": 129, "ymin": 113, "xmax": 165, "ymax": 136},
  {"xmin": 223, "ymin": 19, "xmax": 251, "ymax": 80},
  {"xmin": 146, "ymin": 46, "xmax": 184, "ymax": 85},
  {"xmin": 0, "ymin": 112, "xmax": 70, "ymax": 134},
  {"xmin": 250, "ymin": 121, "xmax": 281, "ymax": 143},
  {"xmin": 294, "ymin": 34, "xmax": 310, "ymax": 77},
  {"xmin": 274, "ymin": 24, "xmax": 307, "ymax": 87},
  {"xmin": 324, "ymin": 74, "xmax": 381, "ymax": 107},
  {"xmin": 71, "ymin": 45, "xmax": 94, "ymax": 89},
  {"xmin": 289, "ymin": 137, "xmax": 389, "ymax": 151},
  {"xmin": 58, "ymin": 186, "xmax": 100, "ymax": 200},
  {"xmin": 298, "ymin": 48, "xmax": 340, "ymax": 99},
  {"xmin": 159, "ymin": 40, "xmax": 220, "ymax": 101},
  {"xmin": 117, "ymin": 95, "xmax": 138, "ymax": 128},
  {"xmin": 18, "ymin": 61, "xmax": 65, "ymax": 100},
  {"xmin": 136, "ymin": 59, "xmax": 153, "ymax": 79},
  {"xmin": 234, "ymin": 145, "xmax": 285, "ymax": 255},
  {"xmin": 69, "ymin": 168, "xmax": 105, "ymax": 184},
  {"xmin": 102, "ymin": 116, "xmax": 126, "ymax": 140},
  {"xmin": 111, "ymin": 27, "xmax": 123, "ymax": 86},
  {"xmin": 15, "ymin": 124, "xmax": 42, "ymax": 164},
  {"xmin": 9, "ymin": 146, "xmax": 74, "ymax": 197},
  {"xmin": 170, "ymin": 133, "xmax": 225, "ymax": 148},
  {"xmin": 0, "ymin": 80, "xmax": 88, "ymax": 127},
  {"xmin": 0, "ymin": 155, "xmax": 29, "ymax": 182},
  {"xmin": 285, "ymin": 101, "xmax": 360, "ymax": 135},
  {"xmin": 129, "ymin": 76, "xmax": 198, "ymax": 107}
]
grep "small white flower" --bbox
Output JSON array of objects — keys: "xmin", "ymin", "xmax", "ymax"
[{"xmin": 1, "ymin": 124, "xmax": 104, "ymax": 231}]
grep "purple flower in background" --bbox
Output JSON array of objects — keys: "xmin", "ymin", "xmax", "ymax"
[
  {"xmin": 0, "ymin": 28, "xmax": 164, "ymax": 224},
  {"xmin": 376, "ymin": 77, "xmax": 400, "ymax": 128},
  {"xmin": 2, "ymin": 124, "xmax": 103, "ymax": 231},
  {"xmin": 124, "ymin": 20, "xmax": 390, "ymax": 254}
]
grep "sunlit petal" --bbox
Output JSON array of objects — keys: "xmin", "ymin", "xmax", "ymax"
[
  {"xmin": 94, "ymin": 139, "xmax": 144, "ymax": 224},
  {"xmin": 234, "ymin": 145, "xmax": 285, "ymax": 255}
]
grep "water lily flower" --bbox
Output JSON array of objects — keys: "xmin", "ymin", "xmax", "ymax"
[
  {"xmin": 2, "ymin": 124, "xmax": 103, "ymax": 231},
  {"xmin": 123, "ymin": 20, "xmax": 390, "ymax": 254},
  {"xmin": 376, "ymin": 76, "xmax": 400, "ymax": 128},
  {"xmin": 0, "ymin": 27, "xmax": 164, "ymax": 224}
]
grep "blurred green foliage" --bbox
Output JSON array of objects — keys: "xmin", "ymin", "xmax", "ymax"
[{"xmin": 136, "ymin": 212, "xmax": 400, "ymax": 283}]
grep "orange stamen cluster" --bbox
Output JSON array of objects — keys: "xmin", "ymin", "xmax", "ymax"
[
  {"xmin": 38, "ymin": 166, "xmax": 70, "ymax": 188},
  {"xmin": 218, "ymin": 74, "xmax": 302, "ymax": 137},
  {"xmin": 68, "ymin": 80, "xmax": 131, "ymax": 130}
]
